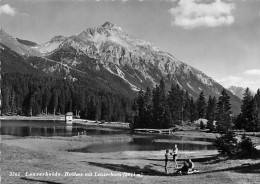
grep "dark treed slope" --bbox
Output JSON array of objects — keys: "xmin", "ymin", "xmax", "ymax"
[
  {"xmin": 1, "ymin": 72, "xmax": 133, "ymax": 122},
  {"xmin": 0, "ymin": 44, "xmax": 43, "ymax": 75},
  {"xmin": 16, "ymin": 38, "xmax": 37, "ymax": 47}
]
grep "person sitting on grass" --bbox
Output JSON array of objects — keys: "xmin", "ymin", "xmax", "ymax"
[
  {"xmin": 176, "ymin": 159, "xmax": 196, "ymax": 175},
  {"xmin": 165, "ymin": 149, "xmax": 170, "ymax": 174},
  {"xmin": 187, "ymin": 159, "xmax": 194, "ymax": 172}
]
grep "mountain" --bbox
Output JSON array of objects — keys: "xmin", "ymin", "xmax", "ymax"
[
  {"xmin": 0, "ymin": 22, "xmax": 242, "ymax": 114},
  {"xmin": 0, "ymin": 28, "xmax": 42, "ymax": 56},
  {"xmin": 32, "ymin": 35, "xmax": 67, "ymax": 54},
  {"xmin": 227, "ymin": 86, "xmax": 256, "ymax": 100},
  {"xmin": 0, "ymin": 44, "xmax": 45, "ymax": 75}
]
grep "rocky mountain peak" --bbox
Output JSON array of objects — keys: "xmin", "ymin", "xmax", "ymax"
[
  {"xmin": 0, "ymin": 27, "xmax": 6, "ymax": 34},
  {"xmin": 101, "ymin": 21, "xmax": 117, "ymax": 29},
  {"xmin": 50, "ymin": 35, "xmax": 67, "ymax": 43},
  {"xmin": 0, "ymin": 28, "xmax": 10, "ymax": 37}
]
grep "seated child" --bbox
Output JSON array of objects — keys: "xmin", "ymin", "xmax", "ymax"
[{"xmin": 176, "ymin": 159, "xmax": 197, "ymax": 175}]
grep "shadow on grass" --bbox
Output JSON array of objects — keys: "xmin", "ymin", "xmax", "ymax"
[
  {"xmin": 201, "ymin": 162, "xmax": 260, "ymax": 174},
  {"xmin": 88, "ymin": 162, "xmax": 169, "ymax": 176},
  {"xmin": 21, "ymin": 177, "xmax": 63, "ymax": 184},
  {"xmin": 88, "ymin": 159, "xmax": 260, "ymax": 177},
  {"xmin": 146, "ymin": 154, "xmax": 219, "ymax": 163}
]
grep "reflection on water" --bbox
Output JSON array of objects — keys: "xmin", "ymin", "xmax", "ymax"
[
  {"xmin": 1, "ymin": 120, "xmax": 215, "ymax": 152},
  {"xmin": 72, "ymin": 136, "xmax": 214, "ymax": 153},
  {"xmin": 0, "ymin": 120, "xmax": 126, "ymax": 137}
]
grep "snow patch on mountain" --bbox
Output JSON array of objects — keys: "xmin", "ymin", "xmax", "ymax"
[
  {"xmin": 116, "ymin": 66, "xmax": 126, "ymax": 79},
  {"xmin": 196, "ymin": 73, "xmax": 213, "ymax": 86},
  {"xmin": 33, "ymin": 42, "xmax": 60, "ymax": 53},
  {"xmin": 105, "ymin": 64, "xmax": 139, "ymax": 91},
  {"xmin": 187, "ymin": 83, "xmax": 194, "ymax": 91}
]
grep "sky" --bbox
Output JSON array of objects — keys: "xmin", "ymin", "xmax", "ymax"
[{"xmin": 0, "ymin": 0, "xmax": 260, "ymax": 92}]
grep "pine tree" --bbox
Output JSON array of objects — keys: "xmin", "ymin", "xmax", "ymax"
[
  {"xmin": 94, "ymin": 99, "xmax": 101, "ymax": 121},
  {"xmin": 214, "ymin": 131, "xmax": 239, "ymax": 156},
  {"xmin": 143, "ymin": 87, "xmax": 153, "ymax": 128},
  {"xmin": 183, "ymin": 91, "xmax": 191, "ymax": 121},
  {"xmin": 2, "ymin": 86, "xmax": 11, "ymax": 115},
  {"xmin": 162, "ymin": 105, "xmax": 173, "ymax": 128},
  {"xmin": 197, "ymin": 91, "xmax": 206, "ymax": 119},
  {"xmin": 10, "ymin": 89, "xmax": 17, "ymax": 115},
  {"xmin": 251, "ymin": 98, "xmax": 260, "ymax": 131},
  {"xmin": 168, "ymin": 84, "xmax": 184, "ymax": 123},
  {"xmin": 42, "ymin": 89, "xmax": 51, "ymax": 114},
  {"xmin": 206, "ymin": 96, "xmax": 217, "ymax": 121},
  {"xmin": 51, "ymin": 90, "xmax": 59, "ymax": 115},
  {"xmin": 255, "ymin": 89, "xmax": 260, "ymax": 108},
  {"xmin": 252, "ymin": 89, "xmax": 260, "ymax": 131},
  {"xmin": 216, "ymin": 89, "xmax": 233, "ymax": 133},
  {"xmin": 152, "ymin": 85, "xmax": 165, "ymax": 128},
  {"xmin": 133, "ymin": 89, "xmax": 145, "ymax": 128},
  {"xmin": 189, "ymin": 97, "xmax": 198, "ymax": 123},
  {"xmin": 236, "ymin": 88, "xmax": 255, "ymax": 131}
]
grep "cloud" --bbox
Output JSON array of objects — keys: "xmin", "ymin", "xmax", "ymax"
[
  {"xmin": 244, "ymin": 69, "xmax": 260, "ymax": 76},
  {"xmin": 0, "ymin": 4, "xmax": 17, "ymax": 16},
  {"xmin": 169, "ymin": 0, "xmax": 235, "ymax": 29},
  {"xmin": 217, "ymin": 75, "xmax": 259, "ymax": 92},
  {"xmin": 18, "ymin": 0, "xmax": 176, "ymax": 1}
]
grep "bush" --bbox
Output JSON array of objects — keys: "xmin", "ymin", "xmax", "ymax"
[
  {"xmin": 238, "ymin": 134, "xmax": 258, "ymax": 158},
  {"xmin": 214, "ymin": 131, "xmax": 259, "ymax": 158},
  {"xmin": 216, "ymin": 120, "xmax": 233, "ymax": 133},
  {"xmin": 213, "ymin": 131, "xmax": 239, "ymax": 156}
]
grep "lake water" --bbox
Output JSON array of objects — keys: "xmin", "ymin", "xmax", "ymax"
[
  {"xmin": 1, "ymin": 120, "xmax": 215, "ymax": 152},
  {"xmin": 0, "ymin": 120, "xmax": 127, "ymax": 137},
  {"xmin": 72, "ymin": 136, "xmax": 215, "ymax": 153}
]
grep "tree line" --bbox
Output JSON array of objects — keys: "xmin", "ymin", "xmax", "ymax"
[
  {"xmin": 2, "ymin": 73, "xmax": 260, "ymax": 131},
  {"xmin": 235, "ymin": 88, "xmax": 260, "ymax": 131},
  {"xmin": 132, "ymin": 79, "xmax": 260, "ymax": 132},
  {"xmin": 1, "ymin": 72, "xmax": 133, "ymax": 122}
]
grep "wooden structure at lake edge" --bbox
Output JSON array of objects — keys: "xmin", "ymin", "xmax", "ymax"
[
  {"xmin": 134, "ymin": 128, "xmax": 173, "ymax": 134},
  {"xmin": 65, "ymin": 112, "xmax": 73, "ymax": 125}
]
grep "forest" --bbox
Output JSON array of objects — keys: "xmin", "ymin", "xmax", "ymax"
[
  {"xmin": 1, "ymin": 73, "xmax": 260, "ymax": 132},
  {"xmin": 132, "ymin": 79, "xmax": 260, "ymax": 132},
  {"xmin": 1, "ymin": 72, "xmax": 133, "ymax": 122}
]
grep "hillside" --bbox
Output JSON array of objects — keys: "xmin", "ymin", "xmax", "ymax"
[{"xmin": 0, "ymin": 22, "xmax": 242, "ymax": 114}]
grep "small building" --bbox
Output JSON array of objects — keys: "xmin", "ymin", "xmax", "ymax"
[{"xmin": 65, "ymin": 112, "xmax": 73, "ymax": 125}]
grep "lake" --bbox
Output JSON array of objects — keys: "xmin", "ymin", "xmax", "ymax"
[
  {"xmin": 71, "ymin": 135, "xmax": 215, "ymax": 153},
  {"xmin": 0, "ymin": 120, "xmax": 127, "ymax": 137},
  {"xmin": 1, "ymin": 120, "xmax": 215, "ymax": 152}
]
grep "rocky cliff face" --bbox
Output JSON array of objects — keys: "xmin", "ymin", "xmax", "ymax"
[{"xmin": 0, "ymin": 22, "xmax": 242, "ymax": 114}]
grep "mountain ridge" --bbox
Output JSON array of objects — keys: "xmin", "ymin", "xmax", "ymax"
[
  {"xmin": 0, "ymin": 22, "xmax": 242, "ymax": 114},
  {"xmin": 227, "ymin": 86, "xmax": 256, "ymax": 100}
]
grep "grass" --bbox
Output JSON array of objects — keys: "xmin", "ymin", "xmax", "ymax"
[{"xmin": 1, "ymin": 131, "xmax": 260, "ymax": 184}]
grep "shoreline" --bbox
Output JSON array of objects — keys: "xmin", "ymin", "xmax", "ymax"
[
  {"xmin": 0, "ymin": 115, "xmax": 130, "ymax": 129},
  {"xmin": 0, "ymin": 115, "xmax": 65, "ymax": 121}
]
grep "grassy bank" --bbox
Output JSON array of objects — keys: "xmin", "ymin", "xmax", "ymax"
[
  {"xmin": 0, "ymin": 115, "xmax": 130, "ymax": 130},
  {"xmin": 0, "ymin": 115, "xmax": 65, "ymax": 121},
  {"xmin": 2, "ymin": 132, "xmax": 260, "ymax": 184}
]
